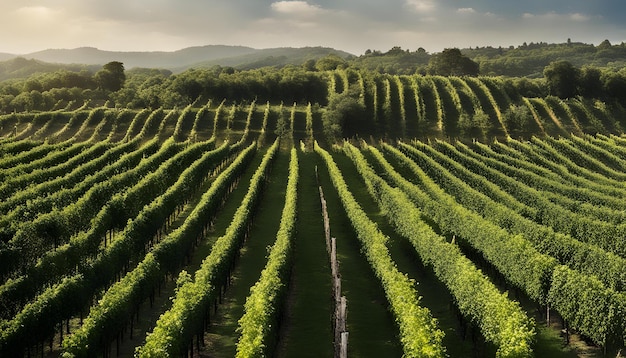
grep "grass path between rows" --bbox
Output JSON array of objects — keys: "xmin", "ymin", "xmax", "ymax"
[
  {"xmin": 313, "ymin": 149, "xmax": 404, "ymax": 357},
  {"xmin": 331, "ymin": 150, "xmax": 486, "ymax": 357},
  {"xmin": 199, "ymin": 148, "xmax": 290, "ymax": 357},
  {"xmin": 111, "ymin": 147, "xmax": 266, "ymax": 357},
  {"xmin": 277, "ymin": 150, "xmax": 333, "ymax": 357}
]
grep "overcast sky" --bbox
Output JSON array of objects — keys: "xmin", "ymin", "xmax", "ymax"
[{"xmin": 2, "ymin": 0, "xmax": 624, "ymax": 55}]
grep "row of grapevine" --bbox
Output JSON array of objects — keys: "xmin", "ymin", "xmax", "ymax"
[
  {"xmin": 315, "ymin": 142, "xmax": 446, "ymax": 358},
  {"xmin": 188, "ymin": 100, "xmax": 212, "ymax": 141},
  {"xmin": 50, "ymin": 110, "xmax": 89, "ymax": 141},
  {"xmin": 386, "ymin": 142, "xmax": 555, "ymax": 302},
  {"xmin": 463, "ymin": 77, "xmax": 509, "ymax": 137},
  {"xmin": 524, "ymin": 136, "xmax": 623, "ymax": 189},
  {"xmin": 542, "ymin": 135, "xmax": 626, "ymax": 181},
  {"xmin": 456, "ymin": 141, "xmax": 626, "ymax": 217},
  {"xmin": 137, "ymin": 139, "xmax": 279, "ymax": 356},
  {"xmin": 544, "ymin": 96, "xmax": 584, "ymax": 135},
  {"xmin": 389, "ymin": 140, "xmax": 626, "ymax": 348},
  {"xmin": 0, "ymin": 139, "xmax": 187, "ymax": 279},
  {"xmin": 344, "ymin": 142, "xmax": 535, "ymax": 357},
  {"xmin": 504, "ymin": 137, "xmax": 624, "ymax": 195},
  {"xmin": 0, "ymin": 139, "xmax": 242, "ymax": 357},
  {"xmin": 71, "ymin": 107, "xmax": 107, "ymax": 141},
  {"xmin": 472, "ymin": 140, "xmax": 624, "ymax": 206},
  {"xmin": 0, "ymin": 141, "xmax": 113, "ymax": 201},
  {"xmin": 0, "ymin": 139, "xmax": 228, "ymax": 318},
  {"xmin": 430, "ymin": 139, "xmax": 626, "ymax": 258},
  {"xmin": 395, "ymin": 140, "xmax": 626, "ymax": 292},
  {"xmin": 0, "ymin": 139, "xmax": 225, "ymax": 322},
  {"xmin": 0, "ymin": 140, "xmax": 160, "ymax": 316},
  {"xmin": 577, "ymin": 133, "xmax": 626, "ymax": 165},
  {"xmin": 61, "ymin": 142, "xmax": 257, "ymax": 357},
  {"xmin": 121, "ymin": 109, "xmax": 151, "ymax": 142},
  {"xmin": 0, "ymin": 139, "xmax": 142, "ymax": 235},
  {"xmin": 0, "ymin": 141, "xmax": 91, "ymax": 185},
  {"xmin": 0, "ymin": 140, "xmax": 72, "ymax": 170},
  {"xmin": 317, "ymin": 70, "xmax": 626, "ymax": 140},
  {"xmin": 467, "ymin": 140, "xmax": 626, "ymax": 226},
  {"xmin": 235, "ymin": 148, "xmax": 298, "ymax": 357}
]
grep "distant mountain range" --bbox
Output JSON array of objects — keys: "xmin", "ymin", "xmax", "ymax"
[{"xmin": 0, "ymin": 45, "xmax": 353, "ymax": 72}]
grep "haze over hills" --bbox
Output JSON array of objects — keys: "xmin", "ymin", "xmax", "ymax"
[
  {"xmin": 1, "ymin": 45, "xmax": 353, "ymax": 72},
  {"xmin": 0, "ymin": 40, "xmax": 624, "ymax": 82}
]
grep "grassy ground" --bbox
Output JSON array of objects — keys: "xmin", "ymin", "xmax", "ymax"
[
  {"xmin": 199, "ymin": 148, "xmax": 290, "ymax": 357},
  {"xmin": 3, "ymin": 110, "xmax": 616, "ymax": 357},
  {"xmin": 277, "ymin": 150, "xmax": 334, "ymax": 358},
  {"xmin": 314, "ymin": 149, "xmax": 404, "ymax": 358},
  {"xmin": 366, "ymin": 144, "xmax": 601, "ymax": 357},
  {"xmin": 110, "ymin": 146, "xmax": 268, "ymax": 357},
  {"xmin": 332, "ymin": 150, "xmax": 489, "ymax": 357}
]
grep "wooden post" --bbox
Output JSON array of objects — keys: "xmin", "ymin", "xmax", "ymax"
[
  {"xmin": 319, "ymin": 183, "xmax": 348, "ymax": 358},
  {"xmin": 340, "ymin": 332, "xmax": 349, "ymax": 358},
  {"xmin": 546, "ymin": 305, "xmax": 550, "ymax": 327},
  {"xmin": 330, "ymin": 238, "xmax": 338, "ymax": 284},
  {"xmin": 338, "ymin": 296, "xmax": 347, "ymax": 333}
]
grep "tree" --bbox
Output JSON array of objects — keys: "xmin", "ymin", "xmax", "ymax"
[
  {"xmin": 604, "ymin": 73, "xmax": 626, "ymax": 102},
  {"xmin": 597, "ymin": 39, "xmax": 612, "ymax": 50},
  {"xmin": 543, "ymin": 61, "xmax": 580, "ymax": 98},
  {"xmin": 427, "ymin": 48, "xmax": 479, "ymax": 76},
  {"xmin": 578, "ymin": 66, "xmax": 604, "ymax": 98},
  {"xmin": 302, "ymin": 59, "xmax": 317, "ymax": 71},
  {"xmin": 322, "ymin": 85, "xmax": 366, "ymax": 142},
  {"xmin": 315, "ymin": 55, "xmax": 346, "ymax": 71},
  {"xmin": 95, "ymin": 61, "xmax": 125, "ymax": 92}
]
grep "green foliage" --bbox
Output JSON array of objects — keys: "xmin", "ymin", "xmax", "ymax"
[
  {"xmin": 549, "ymin": 266, "xmax": 626, "ymax": 348},
  {"xmin": 352, "ymin": 46, "xmax": 430, "ymax": 75},
  {"xmin": 503, "ymin": 104, "xmax": 532, "ymax": 132},
  {"xmin": 315, "ymin": 142, "xmax": 446, "ymax": 358},
  {"xmin": 236, "ymin": 148, "xmax": 298, "ymax": 357},
  {"xmin": 315, "ymin": 54, "xmax": 347, "ymax": 71},
  {"xmin": 458, "ymin": 109, "xmax": 490, "ymax": 140},
  {"xmin": 394, "ymin": 141, "xmax": 558, "ymax": 303},
  {"xmin": 138, "ymin": 139, "xmax": 280, "ymax": 357},
  {"xmin": 348, "ymin": 143, "xmax": 535, "ymax": 357},
  {"xmin": 543, "ymin": 61, "xmax": 580, "ymax": 99},
  {"xmin": 95, "ymin": 61, "xmax": 125, "ymax": 92},
  {"xmin": 322, "ymin": 85, "xmax": 366, "ymax": 142},
  {"xmin": 428, "ymin": 49, "xmax": 479, "ymax": 76}
]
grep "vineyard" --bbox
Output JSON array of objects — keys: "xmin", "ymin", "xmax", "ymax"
[{"xmin": 1, "ymin": 71, "xmax": 626, "ymax": 358}]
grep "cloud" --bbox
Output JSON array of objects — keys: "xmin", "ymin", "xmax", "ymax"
[
  {"xmin": 570, "ymin": 13, "xmax": 590, "ymax": 21},
  {"xmin": 15, "ymin": 6, "xmax": 58, "ymax": 17},
  {"xmin": 457, "ymin": 8, "xmax": 477, "ymax": 15},
  {"xmin": 0, "ymin": 0, "xmax": 623, "ymax": 56},
  {"xmin": 405, "ymin": 0, "xmax": 436, "ymax": 13},
  {"xmin": 271, "ymin": 1, "xmax": 325, "ymax": 17},
  {"xmin": 522, "ymin": 11, "xmax": 591, "ymax": 22}
]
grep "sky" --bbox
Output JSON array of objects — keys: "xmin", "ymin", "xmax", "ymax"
[{"xmin": 1, "ymin": 0, "xmax": 625, "ymax": 55}]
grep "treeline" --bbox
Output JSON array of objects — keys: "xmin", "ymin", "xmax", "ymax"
[
  {"xmin": 0, "ymin": 62, "xmax": 126, "ymax": 113},
  {"xmin": 0, "ymin": 65, "xmax": 328, "ymax": 113},
  {"xmin": 352, "ymin": 40, "xmax": 626, "ymax": 77},
  {"xmin": 112, "ymin": 66, "xmax": 328, "ymax": 109},
  {"xmin": 468, "ymin": 39, "xmax": 626, "ymax": 77}
]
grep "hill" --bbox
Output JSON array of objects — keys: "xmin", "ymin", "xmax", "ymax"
[
  {"xmin": 21, "ymin": 45, "xmax": 258, "ymax": 69},
  {"xmin": 464, "ymin": 40, "xmax": 626, "ymax": 77},
  {"xmin": 17, "ymin": 45, "xmax": 353, "ymax": 72},
  {"xmin": 342, "ymin": 40, "xmax": 626, "ymax": 77},
  {"xmin": 0, "ymin": 57, "xmax": 100, "ymax": 82},
  {"xmin": 176, "ymin": 46, "xmax": 354, "ymax": 71},
  {"xmin": 0, "ymin": 53, "xmax": 15, "ymax": 62}
]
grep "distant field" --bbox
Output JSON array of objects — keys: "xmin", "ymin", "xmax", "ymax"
[{"xmin": 0, "ymin": 94, "xmax": 625, "ymax": 357}]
